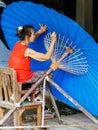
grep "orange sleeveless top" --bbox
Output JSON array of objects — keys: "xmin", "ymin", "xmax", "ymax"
[{"xmin": 8, "ymin": 41, "xmax": 34, "ymax": 82}]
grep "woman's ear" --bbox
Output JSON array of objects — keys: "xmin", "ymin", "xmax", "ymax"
[{"xmin": 26, "ymin": 35, "xmax": 29, "ymax": 41}]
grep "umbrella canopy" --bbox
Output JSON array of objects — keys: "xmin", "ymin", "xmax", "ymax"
[{"xmin": 1, "ymin": 1, "xmax": 98, "ymax": 116}]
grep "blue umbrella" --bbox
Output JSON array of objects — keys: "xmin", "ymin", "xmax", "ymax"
[{"xmin": 1, "ymin": 1, "xmax": 98, "ymax": 116}]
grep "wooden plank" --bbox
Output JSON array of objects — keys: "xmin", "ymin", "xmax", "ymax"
[
  {"xmin": 0, "ymin": 74, "xmax": 5, "ymax": 119},
  {"xmin": 0, "ymin": 108, "xmax": 4, "ymax": 119},
  {"xmin": 14, "ymin": 110, "xmax": 23, "ymax": 130},
  {"xmin": 11, "ymin": 69, "xmax": 19, "ymax": 103},
  {"xmin": 21, "ymin": 102, "xmax": 42, "ymax": 110},
  {"xmin": 0, "ymin": 101, "xmax": 14, "ymax": 109},
  {"xmin": 7, "ymin": 75, "xmax": 13, "ymax": 102},
  {"xmin": 0, "ymin": 74, "xmax": 3, "ymax": 101},
  {"xmin": 2, "ymin": 74, "xmax": 9, "ymax": 101},
  {"xmin": 0, "ymin": 67, "xmax": 14, "ymax": 75},
  {"xmin": 37, "ymin": 105, "xmax": 42, "ymax": 126}
]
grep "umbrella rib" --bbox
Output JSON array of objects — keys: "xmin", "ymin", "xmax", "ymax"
[
  {"xmin": 63, "ymin": 52, "xmax": 83, "ymax": 62},
  {"xmin": 62, "ymin": 49, "xmax": 81, "ymax": 61},
  {"xmin": 71, "ymin": 26, "xmax": 81, "ymax": 42},
  {"xmin": 59, "ymin": 65, "xmax": 88, "ymax": 75},
  {"xmin": 75, "ymin": 36, "xmax": 91, "ymax": 46},
  {"xmin": 44, "ymin": 33, "xmax": 89, "ymax": 75}
]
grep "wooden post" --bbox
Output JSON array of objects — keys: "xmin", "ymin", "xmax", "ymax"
[{"xmin": 76, "ymin": 0, "xmax": 93, "ymax": 34}]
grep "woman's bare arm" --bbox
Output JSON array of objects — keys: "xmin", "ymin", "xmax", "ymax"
[{"xmin": 24, "ymin": 32, "xmax": 56, "ymax": 61}]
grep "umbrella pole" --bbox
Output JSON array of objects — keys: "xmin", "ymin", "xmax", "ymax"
[
  {"xmin": 45, "ymin": 76, "xmax": 98, "ymax": 124},
  {"xmin": 0, "ymin": 69, "xmax": 52, "ymax": 126}
]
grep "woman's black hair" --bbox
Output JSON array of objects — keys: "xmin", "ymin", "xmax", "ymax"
[{"xmin": 16, "ymin": 25, "xmax": 34, "ymax": 40}]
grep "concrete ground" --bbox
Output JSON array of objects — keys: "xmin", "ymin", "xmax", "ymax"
[
  {"xmin": 0, "ymin": 113, "xmax": 98, "ymax": 130},
  {"xmin": 44, "ymin": 113, "xmax": 98, "ymax": 130}
]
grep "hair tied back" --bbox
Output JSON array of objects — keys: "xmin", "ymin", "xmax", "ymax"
[{"xmin": 18, "ymin": 26, "xmax": 23, "ymax": 31}]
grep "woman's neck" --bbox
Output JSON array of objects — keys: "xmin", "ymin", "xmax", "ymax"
[{"xmin": 20, "ymin": 40, "xmax": 28, "ymax": 46}]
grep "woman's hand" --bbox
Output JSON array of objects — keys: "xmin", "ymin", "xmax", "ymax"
[
  {"xmin": 51, "ymin": 32, "xmax": 57, "ymax": 43},
  {"xmin": 35, "ymin": 24, "xmax": 48, "ymax": 38},
  {"xmin": 39, "ymin": 24, "xmax": 48, "ymax": 33}
]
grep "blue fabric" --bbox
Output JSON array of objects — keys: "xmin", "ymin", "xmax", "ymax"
[{"xmin": 1, "ymin": 1, "xmax": 98, "ymax": 115}]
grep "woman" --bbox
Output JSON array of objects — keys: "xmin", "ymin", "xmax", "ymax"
[{"xmin": 8, "ymin": 24, "xmax": 57, "ymax": 103}]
